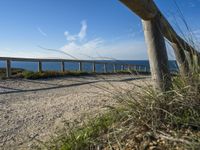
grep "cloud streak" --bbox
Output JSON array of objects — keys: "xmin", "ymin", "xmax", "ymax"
[{"xmin": 37, "ymin": 27, "xmax": 47, "ymax": 37}]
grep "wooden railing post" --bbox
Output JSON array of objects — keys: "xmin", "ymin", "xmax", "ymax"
[
  {"xmin": 144, "ymin": 66, "xmax": 147, "ymax": 72},
  {"xmin": 92, "ymin": 62, "xmax": 96, "ymax": 73},
  {"xmin": 121, "ymin": 65, "xmax": 124, "ymax": 71},
  {"xmin": 6, "ymin": 59, "xmax": 11, "ymax": 78},
  {"xmin": 79, "ymin": 62, "xmax": 83, "ymax": 72},
  {"xmin": 38, "ymin": 61, "xmax": 42, "ymax": 72},
  {"xmin": 61, "ymin": 61, "xmax": 65, "ymax": 72},
  {"xmin": 138, "ymin": 66, "xmax": 141, "ymax": 72},
  {"xmin": 103, "ymin": 64, "xmax": 107, "ymax": 73},
  {"xmin": 170, "ymin": 43, "xmax": 190, "ymax": 76},
  {"xmin": 142, "ymin": 16, "xmax": 172, "ymax": 91},
  {"xmin": 113, "ymin": 64, "xmax": 116, "ymax": 73}
]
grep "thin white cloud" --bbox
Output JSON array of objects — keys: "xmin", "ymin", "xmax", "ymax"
[
  {"xmin": 64, "ymin": 31, "xmax": 77, "ymax": 41},
  {"xmin": 61, "ymin": 38, "xmax": 103, "ymax": 55},
  {"xmin": 78, "ymin": 20, "xmax": 87, "ymax": 40},
  {"xmin": 61, "ymin": 20, "xmax": 105, "ymax": 59},
  {"xmin": 37, "ymin": 27, "xmax": 47, "ymax": 37},
  {"xmin": 64, "ymin": 20, "xmax": 87, "ymax": 42}
]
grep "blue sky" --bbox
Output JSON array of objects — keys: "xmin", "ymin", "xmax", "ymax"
[{"xmin": 0, "ymin": 0, "xmax": 200, "ymax": 60}]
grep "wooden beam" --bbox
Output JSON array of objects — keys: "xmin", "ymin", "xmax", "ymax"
[
  {"xmin": 142, "ymin": 16, "xmax": 172, "ymax": 91},
  {"xmin": 119, "ymin": 0, "xmax": 158, "ymax": 20},
  {"xmin": 119, "ymin": 0, "xmax": 200, "ymax": 73}
]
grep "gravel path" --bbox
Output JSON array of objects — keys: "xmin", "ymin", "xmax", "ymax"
[{"xmin": 0, "ymin": 75, "xmax": 149, "ymax": 150}]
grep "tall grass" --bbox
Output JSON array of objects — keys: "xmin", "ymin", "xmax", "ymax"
[{"xmin": 39, "ymin": 73, "xmax": 199, "ymax": 150}]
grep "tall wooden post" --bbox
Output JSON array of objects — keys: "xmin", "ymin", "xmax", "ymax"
[
  {"xmin": 142, "ymin": 16, "xmax": 172, "ymax": 91},
  {"xmin": 38, "ymin": 61, "xmax": 42, "ymax": 72},
  {"xmin": 61, "ymin": 61, "xmax": 65, "ymax": 72},
  {"xmin": 170, "ymin": 43, "xmax": 190, "ymax": 76},
  {"xmin": 6, "ymin": 59, "xmax": 11, "ymax": 78}
]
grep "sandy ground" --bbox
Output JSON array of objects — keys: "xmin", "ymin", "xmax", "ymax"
[{"xmin": 0, "ymin": 75, "xmax": 150, "ymax": 150}]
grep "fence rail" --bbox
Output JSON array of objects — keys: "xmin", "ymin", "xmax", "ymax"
[
  {"xmin": 0, "ymin": 57, "xmax": 149, "ymax": 78},
  {"xmin": 120, "ymin": 0, "xmax": 200, "ymax": 92}
]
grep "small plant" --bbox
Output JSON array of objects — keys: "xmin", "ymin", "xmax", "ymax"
[{"xmin": 40, "ymin": 110, "xmax": 124, "ymax": 150}]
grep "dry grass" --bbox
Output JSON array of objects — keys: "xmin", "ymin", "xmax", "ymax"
[{"xmin": 39, "ymin": 73, "xmax": 200, "ymax": 150}]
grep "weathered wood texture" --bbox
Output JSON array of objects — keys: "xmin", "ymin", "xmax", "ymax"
[
  {"xmin": 170, "ymin": 43, "xmax": 190, "ymax": 75},
  {"xmin": 142, "ymin": 16, "xmax": 171, "ymax": 91}
]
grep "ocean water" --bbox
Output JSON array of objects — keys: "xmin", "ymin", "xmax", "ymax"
[{"xmin": 0, "ymin": 60, "xmax": 178, "ymax": 73}]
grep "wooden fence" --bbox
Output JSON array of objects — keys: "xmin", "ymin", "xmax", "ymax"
[
  {"xmin": 0, "ymin": 57, "xmax": 149, "ymax": 78},
  {"xmin": 120, "ymin": 0, "xmax": 200, "ymax": 92},
  {"xmin": 1, "ymin": 0, "xmax": 198, "ymax": 92}
]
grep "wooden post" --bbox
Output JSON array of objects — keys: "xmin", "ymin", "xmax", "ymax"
[
  {"xmin": 38, "ymin": 61, "xmax": 42, "ymax": 72},
  {"xmin": 113, "ymin": 64, "xmax": 116, "ymax": 73},
  {"xmin": 138, "ymin": 66, "xmax": 141, "ymax": 72},
  {"xmin": 61, "ymin": 61, "xmax": 65, "ymax": 72},
  {"xmin": 92, "ymin": 62, "xmax": 96, "ymax": 73},
  {"xmin": 142, "ymin": 16, "xmax": 172, "ymax": 91},
  {"xmin": 79, "ymin": 62, "xmax": 83, "ymax": 72},
  {"xmin": 170, "ymin": 43, "xmax": 190, "ymax": 76},
  {"xmin": 121, "ymin": 65, "xmax": 124, "ymax": 71},
  {"xmin": 135, "ymin": 66, "xmax": 137, "ymax": 72},
  {"xmin": 145, "ymin": 66, "xmax": 147, "ymax": 72},
  {"xmin": 6, "ymin": 59, "xmax": 11, "ymax": 78},
  {"xmin": 103, "ymin": 63, "xmax": 107, "ymax": 73},
  {"xmin": 123, "ymin": 65, "xmax": 126, "ymax": 71}
]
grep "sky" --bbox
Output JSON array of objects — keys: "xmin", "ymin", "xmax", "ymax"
[{"xmin": 0, "ymin": 0, "xmax": 200, "ymax": 60}]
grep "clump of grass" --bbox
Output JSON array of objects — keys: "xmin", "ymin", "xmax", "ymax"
[
  {"xmin": 107, "ymin": 74, "xmax": 200, "ymax": 149},
  {"xmin": 38, "ymin": 110, "xmax": 125, "ymax": 150},
  {"xmin": 43, "ymin": 73, "xmax": 200, "ymax": 149}
]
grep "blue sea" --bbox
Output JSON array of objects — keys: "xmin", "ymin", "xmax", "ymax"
[{"xmin": 0, "ymin": 60, "xmax": 178, "ymax": 73}]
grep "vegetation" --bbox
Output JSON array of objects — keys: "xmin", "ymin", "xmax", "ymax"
[
  {"xmin": 0, "ymin": 68, "xmax": 25, "ymax": 79},
  {"xmin": 0, "ymin": 68, "xmax": 150, "ymax": 80},
  {"xmin": 35, "ymin": 72, "xmax": 199, "ymax": 150},
  {"xmin": 19, "ymin": 70, "xmax": 92, "ymax": 79}
]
